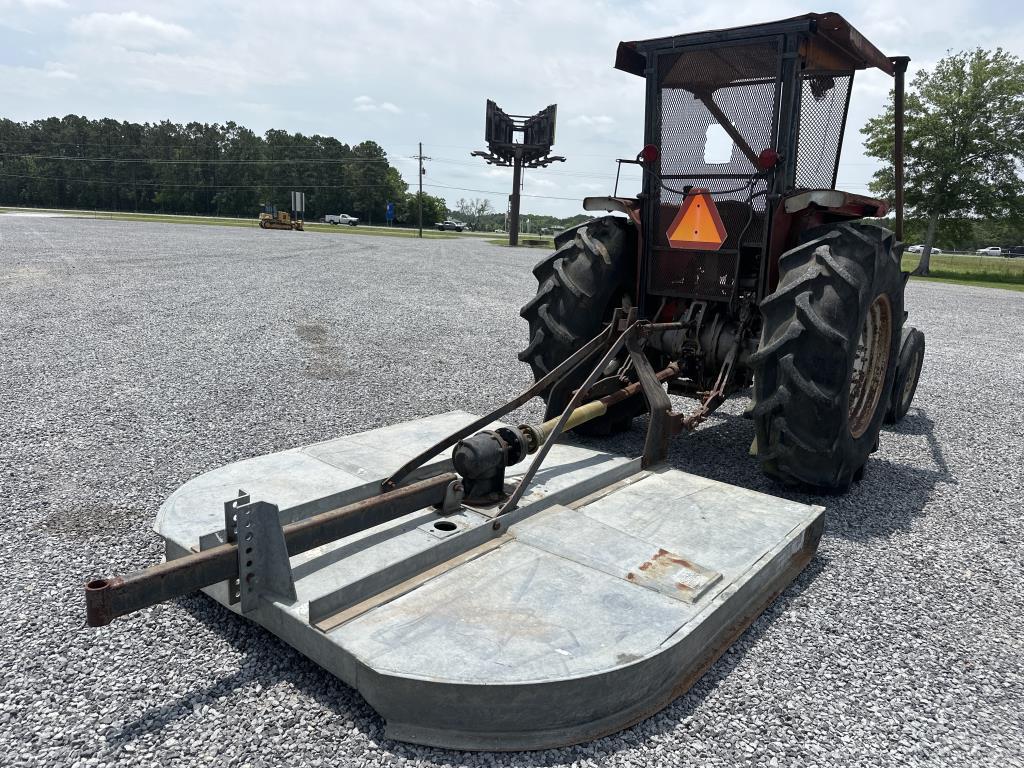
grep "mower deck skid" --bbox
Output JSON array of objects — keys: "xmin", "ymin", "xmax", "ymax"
[{"xmin": 156, "ymin": 411, "xmax": 823, "ymax": 750}]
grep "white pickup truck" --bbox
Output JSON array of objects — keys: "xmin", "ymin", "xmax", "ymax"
[{"xmin": 325, "ymin": 214, "xmax": 359, "ymax": 226}]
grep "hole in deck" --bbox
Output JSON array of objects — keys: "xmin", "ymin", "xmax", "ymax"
[{"xmin": 433, "ymin": 520, "xmax": 458, "ymax": 532}]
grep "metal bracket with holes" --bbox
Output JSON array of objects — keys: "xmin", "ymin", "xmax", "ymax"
[
  {"xmin": 232, "ymin": 499, "xmax": 297, "ymax": 613},
  {"xmin": 223, "ymin": 490, "xmax": 249, "ymax": 605}
]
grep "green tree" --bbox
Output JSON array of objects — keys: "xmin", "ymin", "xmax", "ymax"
[
  {"xmin": 0, "ymin": 116, "xmax": 410, "ymax": 220},
  {"xmin": 399, "ymin": 191, "xmax": 447, "ymax": 227},
  {"xmin": 861, "ymin": 48, "xmax": 1024, "ymax": 274},
  {"xmin": 343, "ymin": 141, "xmax": 407, "ymax": 224}
]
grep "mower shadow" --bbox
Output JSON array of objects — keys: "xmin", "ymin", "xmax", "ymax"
[
  {"xmin": 103, "ymin": 596, "xmax": 389, "ymax": 750},
  {"xmin": 572, "ymin": 403, "xmax": 951, "ymax": 542}
]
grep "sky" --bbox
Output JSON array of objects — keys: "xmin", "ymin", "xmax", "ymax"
[{"xmin": 1, "ymin": 0, "xmax": 1021, "ymax": 218}]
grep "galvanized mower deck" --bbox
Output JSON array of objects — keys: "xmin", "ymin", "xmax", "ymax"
[
  {"xmin": 86, "ymin": 317, "xmax": 824, "ymax": 750},
  {"xmin": 147, "ymin": 410, "xmax": 822, "ymax": 750}
]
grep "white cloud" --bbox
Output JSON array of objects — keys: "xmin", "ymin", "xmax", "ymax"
[
  {"xmin": 42, "ymin": 61, "xmax": 75, "ymax": 79},
  {"xmin": 526, "ymin": 177, "xmax": 557, "ymax": 189},
  {"xmin": 1, "ymin": 0, "xmax": 68, "ymax": 8},
  {"xmin": 568, "ymin": 115, "xmax": 615, "ymax": 127},
  {"xmin": 0, "ymin": 62, "xmax": 77, "ymax": 98},
  {"xmin": 1, "ymin": 0, "xmax": 1019, "ymax": 216},
  {"xmin": 69, "ymin": 11, "xmax": 192, "ymax": 50},
  {"xmin": 353, "ymin": 95, "xmax": 401, "ymax": 114}
]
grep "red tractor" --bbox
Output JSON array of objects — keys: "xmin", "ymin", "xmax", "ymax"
[{"xmin": 519, "ymin": 13, "xmax": 925, "ymax": 492}]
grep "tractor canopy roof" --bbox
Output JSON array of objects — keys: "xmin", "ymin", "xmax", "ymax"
[{"xmin": 615, "ymin": 12, "xmax": 895, "ymax": 81}]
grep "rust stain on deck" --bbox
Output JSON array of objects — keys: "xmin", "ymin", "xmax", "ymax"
[{"xmin": 627, "ymin": 547, "xmax": 722, "ymax": 603}]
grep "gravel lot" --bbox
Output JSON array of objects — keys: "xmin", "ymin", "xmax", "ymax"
[{"xmin": 2, "ymin": 215, "xmax": 1022, "ymax": 767}]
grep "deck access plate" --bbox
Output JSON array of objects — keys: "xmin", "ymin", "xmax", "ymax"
[{"xmin": 155, "ymin": 411, "xmax": 824, "ymax": 750}]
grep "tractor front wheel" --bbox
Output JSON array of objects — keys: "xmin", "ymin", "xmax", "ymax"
[
  {"xmin": 885, "ymin": 326, "xmax": 925, "ymax": 424},
  {"xmin": 752, "ymin": 221, "xmax": 904, "ymax": 492}
]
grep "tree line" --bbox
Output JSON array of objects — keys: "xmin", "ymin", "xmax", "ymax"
[{"xmin": 0, "ymin": 115, "xmax": 412, "ymax": 222}]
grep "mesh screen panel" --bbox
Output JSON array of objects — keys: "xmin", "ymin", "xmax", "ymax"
[
  {"xmin": 654, "ymin": 201, "xmax": 764, "ymax": 250},
  {"xmin": 794, "ymin": 72, "xmax": 852, "ymax": 189},
  {"xmin": 657, "ymin": 42, "xmax": 779, "ymax": 210},
  {"xmin": 648, "ymin": 249, "xmax": 738, "ymax": 301}
]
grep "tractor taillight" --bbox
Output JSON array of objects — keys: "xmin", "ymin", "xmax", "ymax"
[
  {"xmin": 639, "ymin": 144, "xmax": 660, "ymax": 163},
  {"xmin": 757, "ymin": 148, "xmax": 780, "ymax": 171}
]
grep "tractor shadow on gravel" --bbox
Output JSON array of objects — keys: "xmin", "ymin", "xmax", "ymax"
[{"xmin": 574, "ymin": 400, "xmax": 952, "ymax": 542}]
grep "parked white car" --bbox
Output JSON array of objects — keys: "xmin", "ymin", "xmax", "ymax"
[
  {"xmin": 325, "ymin": 214, "xmax": 359, "ymax": 226},
  {"xmin": 906, "ymin": 244, "xmax": 942, "ymax": 254},
  {"xmin": 436, "ymin": 219, "xmax": 467, "ymax": 232},
  {"xmin": 976, "ymin": 246, "xmax": 1002, "ymax": 256}
]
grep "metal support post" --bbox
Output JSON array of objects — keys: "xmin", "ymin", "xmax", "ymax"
[
  {"xmin": 509, "ymin": 150, "xmax": 523, "ymax": 247},
  {"xmin": 892, "ymin": 56, "xmax": 911, "ymax": 241}
]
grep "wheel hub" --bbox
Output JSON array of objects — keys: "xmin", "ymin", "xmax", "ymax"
[
  {"xmin": 900, "ymin": 346, "xmax": 922, "ymax": 410},
  {"xmin": 848, "ymin": 294, "xmax": 892, "ymax": 438}
]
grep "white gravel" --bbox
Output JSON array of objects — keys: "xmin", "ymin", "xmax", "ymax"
[{"xmin": 1, "ymin": 216, "xmax": 1022, "ymax": 767}]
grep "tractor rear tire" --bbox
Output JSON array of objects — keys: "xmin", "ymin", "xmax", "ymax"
[
  {"xmin": 884, "ymin": 326, "xmax": 925, "ymax": 424},
  {"xmin": 752, "ymin": 221, "xmax": 904, "ymax": 492},
  {"xmin": 518, "ymin": 216, "xmax": 640, "ymax": 436}
]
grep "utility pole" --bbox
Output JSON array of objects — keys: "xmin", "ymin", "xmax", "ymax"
[
  {"xmin": 415, "ymin": 142, "xmax": 430, "ymax": 238},
  {"xmin": 509, "ymin": 148, "xmax": 523, "ymax": 247}
]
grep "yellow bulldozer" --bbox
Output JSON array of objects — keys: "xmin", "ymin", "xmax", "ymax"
[{"xmin": 258, "ymin": 203, "xmax": 303, "ymax": 231}]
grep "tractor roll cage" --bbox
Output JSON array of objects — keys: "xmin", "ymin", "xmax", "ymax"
[
  {"xmin": 614, "ymin": 12, "xmax": 908, "ymax": 315},
  {"xmin": 614, "ymin": 13, "xmax": 895, "ymax": 78}
]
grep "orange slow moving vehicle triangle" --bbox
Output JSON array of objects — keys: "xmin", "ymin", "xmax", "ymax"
[{"xmin": 666, "ymin": 190, "xmax": 727, "ymax": 250}]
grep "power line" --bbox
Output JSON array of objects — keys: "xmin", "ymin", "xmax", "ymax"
[
  {"xmin": 423, "ymin": 182, "xmax": 581, "ymax": 202},
  {"xmin": 392, "ymin": 141, "xmax": 635, "ymax": 161},
  {"xmin": 432, "ymin": 156, "xmax": 624, "ymax": 180},
  {"xmin": 0, "ymin": 152, "xmax": 390, "ymax": 164},
  {"xmin": 393, "ymin": 141, "xmax": 885, "ymax": 166},
  {"xmin": 0, "ymin": 172, "xmax": 395, "ymax": 190},
  {"xmin": 0, "ymin": 137, "xmax": 370, "ymax": 150}
]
